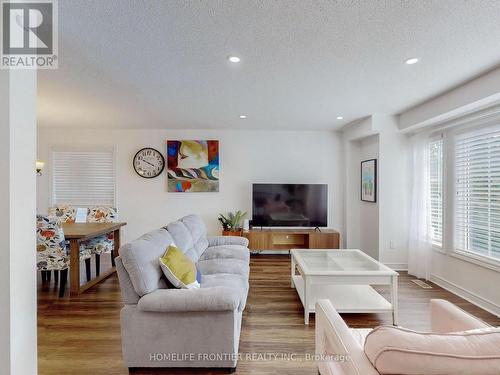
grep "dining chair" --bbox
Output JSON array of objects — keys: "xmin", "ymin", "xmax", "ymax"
[
  {"xmin": 37, "ymin": 215, "xmax": 93, "ymax": 297},
  {"xmin": 48, "ymin": 205, "xmax": 95, "ymax": 282},
  {"xmin": 48, "ymin": 205, "xmax": 77, "ymax": 225},
  {"xmin": 83, "ymin": 206, "xmax": 118, "ymax": 276}
]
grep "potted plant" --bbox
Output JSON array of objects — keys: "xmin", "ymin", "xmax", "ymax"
[{"xmin": 218, "ymin": 210, "xmax": 247, "ymax": 236}]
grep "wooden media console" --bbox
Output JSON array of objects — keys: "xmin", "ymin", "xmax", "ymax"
[{"xmin": 242, "ymin": 228, "xmax": 340, "ymax": 251}]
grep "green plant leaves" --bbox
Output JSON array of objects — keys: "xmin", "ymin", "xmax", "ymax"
[{"xmin": 217, "ymin": 210, "xmax": 247, "ymax": 230}]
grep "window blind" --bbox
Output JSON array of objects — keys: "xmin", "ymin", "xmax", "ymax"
[
  {"xmin": 52, "ymin": 150, "xmax": 116, "ymax": 207},
  {"xmin": 455, "ymin": 127, "xmax": 500, "ymax": 260},
  {"xmin": 429, "ymin": 138, "xmax": 443, "ymax": 247}
]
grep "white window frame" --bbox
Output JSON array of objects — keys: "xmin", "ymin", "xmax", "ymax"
[
  {"xmin": 447, "ymin": 121, "xmax": 500, "ymax": 271},
  {"xmin": 49, "ymin": 145, "xmax": 117, "ymax": 208},
  {"xmin": 429, "ymin": 134, "xmax": 444, "ymax": 251}
]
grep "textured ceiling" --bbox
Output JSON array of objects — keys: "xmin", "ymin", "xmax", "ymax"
[{"xmin": 38, "ymin": 0, "xmax": 500, "ymax": 130}]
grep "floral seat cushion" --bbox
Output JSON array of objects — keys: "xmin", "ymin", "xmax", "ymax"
[
  {"xmin": 81, "ymin": 233, "xmax": 114, "ymax": 255},
  {"xmin": 78, "ymin": 244, "xmax": 92, "ymax": 259}
]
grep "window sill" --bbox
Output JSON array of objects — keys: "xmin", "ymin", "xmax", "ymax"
[
  {"xmin": 450, "ymin": 250, "xmax": 500, "ymax": 273},
  {"xmin": 432, "ymin": 245, "xmax": 446, "ymax": 254}
]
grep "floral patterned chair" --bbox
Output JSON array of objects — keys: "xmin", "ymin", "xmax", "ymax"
[
  {"xmin": 83, "ymin": 206, "xmax": 118, "ymax": 276},
  {"xmin": 36, "ymin": 215, "xmax": 92, "ymax": 297},
  {"xmin": 48, "ymin": 205, "xmax": 94, "ymax": 283},
  {"xmin": 48, "ymin": 205, "xmax": 77, "ymax": 225}
]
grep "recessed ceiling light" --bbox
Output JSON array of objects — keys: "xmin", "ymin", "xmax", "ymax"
[
  {"xmin": 337, "ymin": 116, "xmax": 344, "ymax": 120},
  {"xmin": 405, "ymin": 57, "xmax": 419, "ymax": 65},
  {"xmin": 239, "ymin": 115, "xmax": 247, "ymax": 119},
  {"xmin": 228, "ymin": 56, "xmax": 241, "ymax": 63}
]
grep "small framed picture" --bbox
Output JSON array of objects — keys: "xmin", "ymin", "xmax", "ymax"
[{"xmin": 361, "ymin": 159, "xmax": 377, "ymax": 203}]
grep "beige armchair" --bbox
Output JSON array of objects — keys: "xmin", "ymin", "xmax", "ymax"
[{"xmin": 315, "ymin": 299, "xmax": 492, "ymax": 375}]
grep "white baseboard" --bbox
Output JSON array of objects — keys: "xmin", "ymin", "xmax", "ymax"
[
  {"xmin": 384, "ymin": 263, "xmax": 408, "ymax": 271},
  {"xmin": 430, "ymin": 274, "xmax": 500, "ymax": 318}
]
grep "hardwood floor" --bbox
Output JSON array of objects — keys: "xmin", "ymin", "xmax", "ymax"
[{"xmin": 38, "ymin": 254, "xmax": 500, "ymax": 375}]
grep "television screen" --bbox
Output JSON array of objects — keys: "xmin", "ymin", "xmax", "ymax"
[{"xmin": 252, "ymin": 184, "xmax": 328, "ymax": 227}]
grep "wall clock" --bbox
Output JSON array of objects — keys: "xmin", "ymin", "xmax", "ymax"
[{"xmin": 133, "ymin": 148, "xmax": 165, "ymax": 178}]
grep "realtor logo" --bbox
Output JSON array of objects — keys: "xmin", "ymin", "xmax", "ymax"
[{"xmin": 1, "ymin": 0, "xmax": 58, "ymax": 69}]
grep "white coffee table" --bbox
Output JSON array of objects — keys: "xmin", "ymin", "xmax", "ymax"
[{"xmin": 291, "ymin": 249, "xmax": 398, "ymax": 325}]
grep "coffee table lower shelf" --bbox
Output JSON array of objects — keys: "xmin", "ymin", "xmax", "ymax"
[{"xmin": 292, "ymin": 275, "xmax": 394, "ymax": 321}]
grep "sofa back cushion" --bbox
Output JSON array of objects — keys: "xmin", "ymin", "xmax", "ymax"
[
  {"xmin": 364, "ymin": 325, "xmax": 500, "ymax": 375},
  {"xmin": 165, "ymin": 215, "xmax": 209, "ymax": 262},
  {"xmin": 115, "ymin": 256, "xmax": 140, "ymax": 304},
  {"xmin": 119, "ymin": 228, "xmax": 173, "ymax": 296}
]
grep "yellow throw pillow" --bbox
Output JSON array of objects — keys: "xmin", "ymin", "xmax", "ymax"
[{"xmin": 159, "ymin": 244, "xmax": 200, "ymax": 289}]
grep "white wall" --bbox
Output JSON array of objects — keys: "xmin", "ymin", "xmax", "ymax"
[
  {"xmin": 0, "ymin": 70, "xmax": 38, "ymax": 374},
  {"xmin": 431, "ymin": 252, "xmax": 500, "ymax": 316},
  {"xmin": 37, "ymin": 129, "xmax": 344, "ymax": 244},
  {"xmin": 342, "ymin": 131, "xmax": 380, "ymax": 259},
  {"xmin": 0, "ymin": 67, "xmax": 9, "ymax": 375},
  {"xmin": 342, "ymin": 115, "xmax": 410, "ymax": 268},
  {"xmin": 358, "ymin": 135, "xmax": 379, "ymax": 259},
  {"xmin": 375, "ymin": 115, "xmax": 411, "ymax": 269},
  {"xmin": 344, "ymin": 140, "xmax": 362, "ymax": 248},
  {"xmin": 342, "ymin": 117, "xmax": 377, "ymax": 250}
]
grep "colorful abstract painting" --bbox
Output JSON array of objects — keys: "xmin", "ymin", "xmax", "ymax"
[
  {"xmin": 361, "ymin": 159, "xmax": 377, "ymax": 202},
  {"xmin": 167, "ymin": 140, "xmax": 219, "ymax": 192}
]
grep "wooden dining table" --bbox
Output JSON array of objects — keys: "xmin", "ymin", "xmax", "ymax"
[{"xmin": 62, "ymin": 222, "xmax": 127, "ymax": 296}]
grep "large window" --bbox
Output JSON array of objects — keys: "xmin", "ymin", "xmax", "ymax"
[
  {"xmin": 455, "ymin": 127, "xmax": 500, "ymax": 261},
  {"xmin": 429, "ymin": 138, "xmax": 443, "ymax": 247},
  {"xmin": 52, "ymin": 148, "xmax": 116, "ymax": 207}
]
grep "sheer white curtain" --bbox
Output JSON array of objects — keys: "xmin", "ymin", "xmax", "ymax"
[{"xmin": 408, "ymin": 133, "xmax": 433, "ymax": 280}]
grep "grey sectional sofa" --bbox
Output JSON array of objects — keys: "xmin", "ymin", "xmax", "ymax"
[{"xmin": 116, "ymin": 215, "xmax": 250, "ymax": 371}]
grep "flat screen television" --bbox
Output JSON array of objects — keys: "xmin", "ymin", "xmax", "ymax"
[{"xmin": 252, "ymin": 183, "xmax": 328, "ymax": 228}]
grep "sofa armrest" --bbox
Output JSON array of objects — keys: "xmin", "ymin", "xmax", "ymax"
[
  {"xmin": 207, "ymin": 235, "xmax": 249, "ymax": 248},
  {"xmin": 137, "ymin": 287, "xmax": 241, "ymax": 313},
  {"xmin": 430, "ymin": 299, "xmax": 490, "ymax": 333},
  {"xmin": 316, "ymin": 300, "xmax": 379, "ymax": 375}
]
